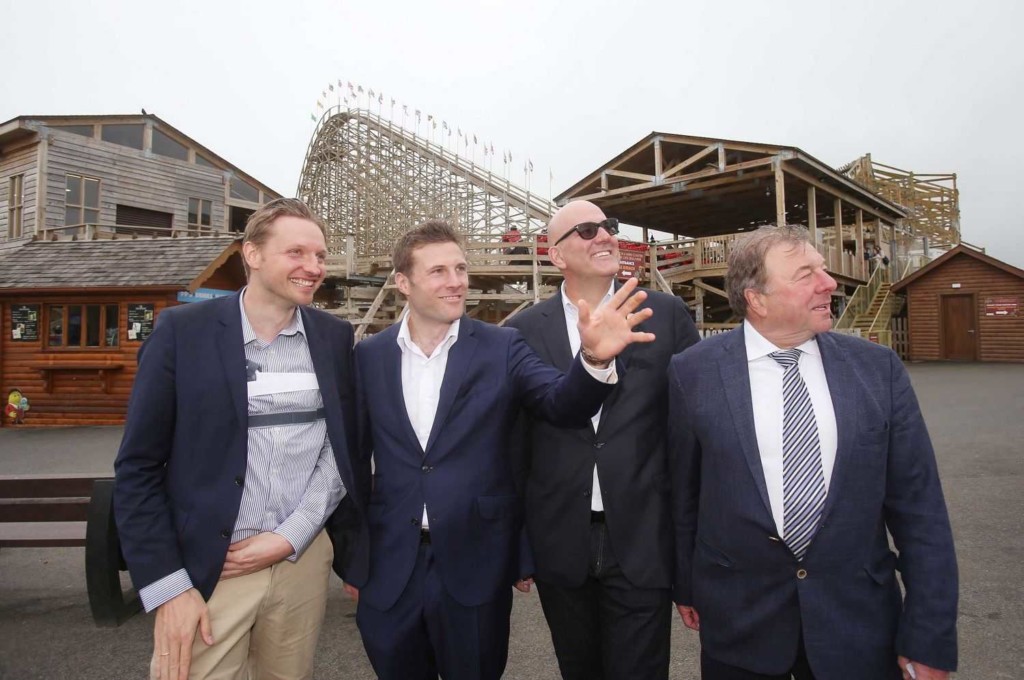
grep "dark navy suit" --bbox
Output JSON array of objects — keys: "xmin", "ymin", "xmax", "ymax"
[
  {"xmin": 343, "ymin": 315, "xmax": 615, "ymax": 680},
  {"xmin": 669, "ymin": 327, "xmax": 958, "ymax": 679},
  {"xmin": 114, "ymin": 292, "xmax": 358, "ymax": 601}
]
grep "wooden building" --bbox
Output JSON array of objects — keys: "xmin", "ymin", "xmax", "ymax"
[
  {"xmin": 555, "ymin": 132, "xmax": 909, "ymax": 327},
  {"xmin": 891, "ymin": 245, "xmax": 1024, "ymax": 362},
  {"xmin": 0, "ymin": 113, "xmax": 280, "ymax": 242},
  {"xmin": 0, "ymin": 237, "xmax": 245, "ymax": 426}
]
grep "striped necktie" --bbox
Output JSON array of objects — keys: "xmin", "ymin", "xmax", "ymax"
[{"xmin": 770, "ymin": 348, "xmax": 826, "ymax": 561}]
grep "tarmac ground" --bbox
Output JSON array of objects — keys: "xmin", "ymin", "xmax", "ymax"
[{"xmin": 0, "ymin": 362, "xmax": 1021, "ymax": 679}]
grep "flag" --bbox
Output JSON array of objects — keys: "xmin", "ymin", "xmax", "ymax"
[
  {"xmin": 337, "ymin": 79, "xmax": 343, "ymax": 88},
  {"xmin": 317, "ymin": 99, "xmax": 324, "ymax": 109},
  {"xmin": 328, "ymin": 83, "xmax": 334, "ymax": 92},
  {"xmin": 415, "ymin": 109, "xmax": 421, "ymax": 119},
  {"xmin": 529, "ymin": 160, "xmax": 534, "ymax": 172},
  {"xmin": 310, "ymin": 113, "xmax": 316, "ymax": 122},
  {"xmin": 322, "ymin": 90, "xmax": 327, "ymax": 99},
  {"xmin": 432, "ymin": 120, "xmax": 437, "ymax": 129},
  {"xmin": 490, "ymin": 143, "xmax": 495, "ymax": 154},
  {"xmin": 357, "ymin": 85, "xmax": 364, "ymax": 93},
  {"xmin": 457, "ymin": 127, "xmax": 462, "ymax": 137},
  {"xmin": 442, "ymin": 121, "xmax": 448, "ymax": 131},
  {"xmin": 473, "ymin": 134, "xmax": 477, "ymax": 144},
  {"xmin": 378, "ymin": 93, "xmax": 383, "ymax": 104},
  {"xmin": 368, "ymin": 89, "xmax": 375, "ymax": 98},
  {"xmin": 391, "ymin": 98, "xmax": 396, "ymax": 107},
  {"xmin": 403, "ymin": 104, "xmax": 408, "ymax": 114},
  {"xmin": 427, "ymin": 114, "xmax": 433, "ymax": 122}
]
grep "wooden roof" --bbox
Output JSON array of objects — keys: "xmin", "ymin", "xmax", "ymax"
[
  {"xmin": 0, "ymin": 236, "xmax": 241, "ymax": 292},
  {"xmin": 557, "ymin": 132, "xmax": 907, "ymax": 238},
  {"xmin": 0, "ymin": 114, "xmax": 280, "ymax": 198},
  {"xmin": 891, "ymin": 245, "xmax": 1024, "ymax": 292}
]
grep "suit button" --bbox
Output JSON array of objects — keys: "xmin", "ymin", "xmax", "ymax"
[
  {"xmin": 220, "ymin": 530, "xmax": 231, "ymax": 539},
  {"xmin": 410, "ymin": 518, "xmax": 419, "ymax": 525},
  {"xmin": 582, "ymin": 490, "xmax": 591, "ymax": 497},
  {"xmin": 234, "ymin": 476, "xmax": 244, "ymax": 486},
  {"xmin": 594, "ymin": 442, "xmax": 605, "ymax": 449},
  {"xmin": 796, "ymin": 568, "xmax": 808, "ymax": 579},
  {"xmin": 421, "ymin": 465, "xmax": 433, "ymax": 473}
]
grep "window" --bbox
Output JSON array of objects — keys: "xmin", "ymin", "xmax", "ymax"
[
  {"xmin": 101, "ymin": 124, "xmax": 144, "ymax": 150},
  {"xmin": 195, "ymin": 154, "xmax": 217, "ymax": 169},
  {"xmin": 7, "ymin": 174, "xmax": 23, "ymax": 238},
  {"xmin": 65, "ymin": 174, "xmax": 100, "ymax": 225},
  {"xmin": 188, "ymin": 198, "xmax": 213, "ymax": 232},
  {"xmin": 152, "ymin": 128, "xmax": 188, "ymax": 161},
  {"xmin": 56, "ymin": 125, "xmax": 95, "ymax": 138},
  {"xmin": 47, "ymin": 304, "xmax": 119, "ymax": 348},
  {"xmin": 229, "ymin": 176, "xmax": 260, "ymax": 203}
]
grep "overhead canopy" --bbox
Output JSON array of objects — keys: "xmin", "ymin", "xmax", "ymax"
[{"xmin": 557, "ymin": 132, "xmax": 907, "ymax": 239}]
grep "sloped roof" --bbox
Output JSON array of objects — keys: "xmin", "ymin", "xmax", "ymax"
[
  {"xmin": 0, "ymin": 236, "xmax": 241, "ymax": 290},
  {"xmin": 891, "ymin": 245, "xmax": 1024, "ymax": 292}
]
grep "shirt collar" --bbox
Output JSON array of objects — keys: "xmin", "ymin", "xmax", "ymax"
[
  {"xmin": 743, "ymin": 319, "xmax": 820, "ymax": 362},
  {"xmin": 239, "ymin": 286, "xmax": 304, "ymax": 345},
  {"xmin": 560, "ymin": 280, "xmax": 616, "ymax": 318},
  {"xmin": 396, "ymin": 312, "xmax": 460, "ymax": 359}
]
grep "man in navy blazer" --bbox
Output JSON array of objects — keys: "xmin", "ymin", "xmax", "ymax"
[
  {"xmin": 669, "ymin": 225, "xmax": 957, "ymax": 679},
  {"xmin": 338, "ymin": 219, "xmax": 655, "ymax": 680},
  {"xmin": 115, "ymin": 199, "xmax": 358, "ymax": 680}
]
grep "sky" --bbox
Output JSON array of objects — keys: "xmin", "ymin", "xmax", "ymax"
[{"xmin": 4, "ymin": 0, "xmax": 1022, "ymax": 267}]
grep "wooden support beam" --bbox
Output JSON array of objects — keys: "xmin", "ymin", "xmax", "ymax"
[
  {"xmin": 855, "ymin": 209, "xmax": 864, "ymax": 278},
  {"xmin": 832, "ymin": 198, "xmax": 842, "ymax": 272},
  {"xmin": 654, "ymin": 138, "xmax": 663, "ymax": 178},
  {"xmin": 807, "ymin": 185, "xmax": 817, "ymax": 244},
  {"xmin": 605, "ymin": 169, "xmax": 657, "ymax": 182},
  {"xmin": 781, "ymin": 162, "xmax": 893, "ymax": 223},
  {"xmin": 693, "ymin": 278, "xmax": 729, "ymax": 301},
  {"xmin": 694, "ymin": 281, "xmax": 705, "ymax": 327},
  {"xmin": 661, "ymin": 144, "xmax": 718, "ymax": 180},
  {"xmin": 774, "ymin": 160, "xmax": 786, "ymax": 227},
  {"xmin": 575, "ymin": 156, "xmax": 775, "ymax": 203}
]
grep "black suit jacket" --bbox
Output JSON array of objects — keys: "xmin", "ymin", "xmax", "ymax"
[{"xmin": 507, "ymin": 286, "xmax": 700, "ymax": 588}]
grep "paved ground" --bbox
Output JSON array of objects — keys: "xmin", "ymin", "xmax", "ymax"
[{"xmin": 1, "ymin": 362, "xmax": 1021, "ymax": 679}]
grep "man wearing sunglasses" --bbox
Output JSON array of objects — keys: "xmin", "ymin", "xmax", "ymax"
[{"xmin": 507, "ymin": 200, "xmax": 700, "ymax": 680}]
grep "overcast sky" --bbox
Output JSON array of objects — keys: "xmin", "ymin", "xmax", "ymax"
[{"xmin": 4, "ymin": 0, "xmax": 1022, "ymax": 267}]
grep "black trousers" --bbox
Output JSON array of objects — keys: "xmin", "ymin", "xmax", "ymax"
[
  {"xmin": 701, "ymin": 635, "xmax": 816, "ymax": 680},
  {"xmin": 535, "ymin": 520, "xmax": 672, "ymax": 680}
]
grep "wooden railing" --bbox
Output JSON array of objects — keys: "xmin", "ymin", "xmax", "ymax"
[
  {"xmin": 835, "ymin": 265, "xmax": 889, "ymax": 331},
  {"xmin": 37, "ymin": 223, "xmax": 237, "ymax": 241}
]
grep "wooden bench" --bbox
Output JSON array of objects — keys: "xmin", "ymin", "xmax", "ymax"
[{"xmin": 0, "ymin": 473, "xmax": 141, "ymax": 627}]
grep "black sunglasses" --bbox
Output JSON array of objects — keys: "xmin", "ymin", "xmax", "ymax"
[{"xmin": 553, "ymin": 218, "xmax": 619, "ymax": 246}]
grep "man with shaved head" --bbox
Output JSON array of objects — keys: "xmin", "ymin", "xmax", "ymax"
[{"xmin": 508, "ymin": 200, "xmax": 700, "ymax": 679}]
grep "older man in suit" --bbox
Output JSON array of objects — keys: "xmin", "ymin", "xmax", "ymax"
[
  {"xmin": 669, "ymin": 225, "xmax": 958, "ymax": 680},
  {"xmin": 506, "ymin": 200, "xmax": 700, "ymax": 680},
  {"xmin": 337, "ymin": 219, "xmax": 655, "ymax": 680},
  {"xmin": 115, "ymin": 199, "xmax": 358, "ymax": 680}
]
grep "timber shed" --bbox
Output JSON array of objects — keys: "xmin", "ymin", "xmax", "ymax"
[
  {"xmin": 0, "ymin": 236, "xmax": 244, "ymax": 427},
  {"xmin": 891, "ymin": 245, "xmax": 1024, "ymax": 362}
]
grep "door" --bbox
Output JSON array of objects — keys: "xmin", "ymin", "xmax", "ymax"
[{"xmin": 940, "ymin": 294, "xmax": 977, "ymax": 361}]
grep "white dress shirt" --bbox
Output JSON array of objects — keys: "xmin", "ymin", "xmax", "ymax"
[
  {"xmin": 561, "ymin": 281, "xmax": 616, "ymax": 512},
  {"xmin": 744, "ymin": 321, "xmax": 838, "ymax": 539}
]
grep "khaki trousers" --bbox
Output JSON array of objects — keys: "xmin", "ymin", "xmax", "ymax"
[{"xmin": 151, "ymin": 530, "xmax": 334, "ymax": 680}]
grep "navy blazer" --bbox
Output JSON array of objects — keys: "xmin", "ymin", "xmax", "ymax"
[
  {"xmin": 342, "ymin": 316, "xmax": 615, "ymax": 611},
  {"xmin": 507, "ymin": 286, "xmax": 700, "ymax": 589},
  {"xmin": 669, "ymin": 327, "xmax": 958, "ymax": 678},
  {"xmin": 114, "ymin": 292, "xmax": 358, "ymax": 601}
]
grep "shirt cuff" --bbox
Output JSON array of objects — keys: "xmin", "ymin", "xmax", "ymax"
[
  {"xmin": 581, "ymin": 358, "xmax": 618, "ymax": 384},
  {"xmin": 138, "ymin": 569, "xmax": 194, "ymax": 613},
  {"xmin": 273, "ymin": 517, "xmax": 314, "ymax": 563}
]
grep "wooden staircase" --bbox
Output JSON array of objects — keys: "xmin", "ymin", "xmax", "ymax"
[{"xmin": 851, "ymin": 281, "xmax": 892, "ymax": 333}]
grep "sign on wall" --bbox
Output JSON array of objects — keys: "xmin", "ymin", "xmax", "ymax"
[
  {"xmin": 984, "ymin": 297, "xmax": 1019, "ymax": 317},
  {"xmin": 10, "ymin": 304, "xmax": 40, "ymax": 341},
  {"xmin": 126, "ymin": 304, "xmax": 155, "ymax": 341}
]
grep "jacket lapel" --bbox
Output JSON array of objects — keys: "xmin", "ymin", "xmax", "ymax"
[
  {"xmin": 379, "ymin": 325, "xmax": 425, "ymax": 458},
  {"xmin": 425, "ymin": 317, "xmax": 479, "ymax": 454},
  {"xmin": 816, "ymin": 331, "xmax": 856, "ymax": 521},
  {"xmin": 217, "ymin": 293, "xmax": 248, "ymax": 428},
  {"xmin": 718, "ymin": 326, "xmax": 774, "ymax": 521},
  {"xmin": 537, "ymin": 293, "xmax": 574, "ymax": 371},
  {"xmin": 301, "ymin": 308, "xmax": 356, "ymax": 486}
]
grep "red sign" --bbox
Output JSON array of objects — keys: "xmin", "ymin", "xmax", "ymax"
[
  {"xmin": 618, "ymin": 241, "xmax": 648, "ymax": 280},
  {"xmin": 985, "ymin": 297, "xmax": 1019, "ymax": 317}
]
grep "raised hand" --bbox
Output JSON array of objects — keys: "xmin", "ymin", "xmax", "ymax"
[{"xmin": 577, "ymin": 277, "xmax": 656, "ymax": 363}]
